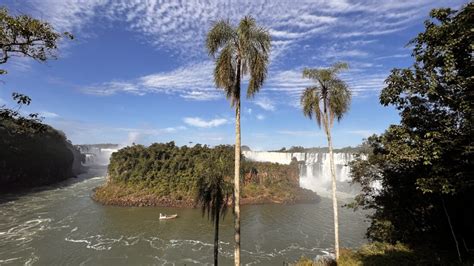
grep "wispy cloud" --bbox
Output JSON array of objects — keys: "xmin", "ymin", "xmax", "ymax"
[
  {"xmin": 375, "ymin": 53, "xmax": 410, "ymax": 60},
  {"xmin": 40, "ymin": 111, "xmax": 60, "ymax": 118},
  {"xmin": 256, "ymin": 114, "xmax": 265, "ymax": 120},
  {"xmin": 22, "ymin": 0, "xmax": 459, "ymax": 60},
  {"xmin": 82, "ymin": 61, "xmax": 219, "ymax": 100},
  {"xmin": 47, "ymin": 117, "xmax": 185, "ymax": 144},
  {"xmin": 183, "ymin": 117, "xmax": 228, "ymax": 128},
  {"xmin": 253, "ymin": 97, "xmax": 276, "ymax": 111}
]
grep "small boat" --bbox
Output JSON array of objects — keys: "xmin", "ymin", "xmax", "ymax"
[{"xmin": 159, "ymin": 213, "xmax": 178, "ymax": 220}]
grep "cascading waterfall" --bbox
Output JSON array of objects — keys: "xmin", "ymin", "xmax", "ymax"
[
  {"xmin": 76, "ymin": 146, "xmax": 118, "ymax": 166},
  {"xmin": 243, "ymin": 151, "xmax": 359, "ymax": 195}
]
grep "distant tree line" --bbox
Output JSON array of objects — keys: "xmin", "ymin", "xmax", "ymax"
[{"xmin": 270, "ymin": 145, "xmax": 365, "ymax": 154}]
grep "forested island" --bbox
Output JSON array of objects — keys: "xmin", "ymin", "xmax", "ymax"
[{"xmin": 93, "ymin": 142, "xmax": 318, "ymax": 207}]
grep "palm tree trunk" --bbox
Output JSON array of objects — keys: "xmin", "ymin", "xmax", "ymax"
[
  {"xmin": 234, "ymin": 59, "xmax": 242, "ymax": 266},
  {"xmin": 214, "ymin": 205, "xmax": 220, "ymax": 266},
  {"xmin": 325, "ymin": 119, "xmax": 340, "ymax": 260}
]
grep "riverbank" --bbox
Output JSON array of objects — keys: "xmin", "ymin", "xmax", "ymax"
[
  {"xmin": 293, "ymin": 242, "xmax": 466, "ymax": 265},
  {"xmin": 92, "ymin": 181, "xmax": 319, "ymax": 207}
]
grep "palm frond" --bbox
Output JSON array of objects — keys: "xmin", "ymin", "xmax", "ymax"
[
  {"xmin": 208, "ymin": 16, "xmax": 270, "ymax": 108},
  {"xmin": 195, "ymin": 157, "xmax": 232, "ymax": 224},
  {"xmin": 302, "ymin": 62, "xmax": 351, "ymax": 127},
  {"xmin": 206, "ymin": 20, "xmax": 235, "ymax": 57},
  {"xmin": 329, "ymin": 78, "xmax": 351, "ymax": 122},
  {"xmin": 214, "ymin": 44, "xmax": 237, "ymax": 104},
  {"xmin": 247, "ymin": 49, "xmax": 268, "ymax": 98},
  {"xmin": 301, "ymin": 87, "xmax": 323, "ymax": 127},
  {"xmin": 331, "ymin": 62, "xmax": 349, "ymax": 74},
  {"xmin": 244, "ymin": 21, "xmax": 270, "ymax": 98}
]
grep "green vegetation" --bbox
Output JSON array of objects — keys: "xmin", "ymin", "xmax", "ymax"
[
  {"xmin": 206, "ymin": 15, "xmax": 271, "ymax": 265},
  {"xmin": 0, "ymin": 7, "xmax": 72, "ymax": 75},
  {"xmin": 0, "ymin": 105, "xmax": 84, "ymax": 190},
  {"xmin": 0, "ymin": 7, "xmax": 80, "ymax": 191},
  {"xmin": 242, "ymin": 159, "xmax": 317, "ymax": 204},
  {"xmin": 300, "ymin": 62, "xmax": 352, "ymax": 259},
  {"xmin": 195, "ymin": 153, "xmax": 233, "ymax": 266},
  {"xmin": 348, "ymin": 3, "xmax": 473, "ymax": 263},
  {"xmin": 294, "ymin": 242, "xmax": 454, "ymax": 266},
  {"xmin": 94, "ymin": 142, "xmax": 318, "ymax": 207}
]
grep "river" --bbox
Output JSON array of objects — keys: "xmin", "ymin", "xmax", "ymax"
[{"xmin": 0, "ymin": 166, "xmax": 369, "ymax": 265}]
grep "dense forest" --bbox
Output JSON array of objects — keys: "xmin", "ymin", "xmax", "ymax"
[
  {"xmin": 95, "ymin": 142, "xmax": 318, "ymax": 207},
  {"xmin": 348, "ymin": 5, "xmax": 473, "ymax": 263},
  {"xmin": 0, "ymin": 105, "xmax": 85, "ymax": 190}
]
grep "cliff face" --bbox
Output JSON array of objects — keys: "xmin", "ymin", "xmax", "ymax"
[
  {"xmin": 243, "ymin": 159, "xmax": 300, "ymax": 186},
  {"xmin": 241, "ymin": 160, "xmax": 318, "ymax": 204},
  {"xmin": 0, "ymin": 118, "xmax": 82, "ymax": 190}
]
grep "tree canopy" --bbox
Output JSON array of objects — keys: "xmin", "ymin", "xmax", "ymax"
[
  {"xmin": 349, "ymin": 3, "xmax": 473, "ymax": 261},
  {"xmin": 206, "ymin": 16, "xmax": 270, "ymax": 106},
  {"xmin": 0, "ymin": 7, "xmax": 72, "ymax": 75}
]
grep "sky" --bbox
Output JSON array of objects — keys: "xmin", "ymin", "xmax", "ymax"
[{"xmin": 0, "ymin": 0, "xmax": 468, "ymax": 150}]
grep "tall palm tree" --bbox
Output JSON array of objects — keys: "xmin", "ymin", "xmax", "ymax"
[
  {"xmin": 196, "ymin": 156, "xmax": 233, "ymax": 266},
  {"xmin": 206, "ymin": 16, "xmax": 270, "ymax": 265},
  {"xmin": 300, "ymin": 62, "xmax": 351, "ymax": 260}
]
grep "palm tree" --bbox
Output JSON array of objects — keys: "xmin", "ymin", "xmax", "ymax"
[
  {"xmin": 196, "ymin": 157, "xmax": 233, "ymax": 266},
  {"xmin": 206, "ymin": 16, "xmax": 270, "ymax": 265},
  {"xmin": 300, "ymin": 62, "xmax": 351, "ymax": 260}
]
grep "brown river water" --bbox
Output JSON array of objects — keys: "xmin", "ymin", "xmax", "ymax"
[{"xmin": 0, "ymin": 166, "xmax": 368, "ymax": 265}]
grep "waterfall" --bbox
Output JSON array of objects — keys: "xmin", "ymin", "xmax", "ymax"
[
  {"xmin": 76, "ymin": 146, "xmax": 118, "ymax": 166},
  {"xmin": 243, "ymin": 151, "xmax": 359, "ymax": 195}
]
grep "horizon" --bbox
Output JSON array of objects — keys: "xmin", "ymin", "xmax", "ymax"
[{"xmin": 0, "ymin": 0, "xmax": 467, "ymax": 150}]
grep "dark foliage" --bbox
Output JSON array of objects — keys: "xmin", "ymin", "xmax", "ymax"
[
  {"xmin": 349, "ymin": 4, "xmax": 473, "ymax": 262},
  {"xmin": 0, "ymin": 112, "xmax": 83, "ymax": 190}
]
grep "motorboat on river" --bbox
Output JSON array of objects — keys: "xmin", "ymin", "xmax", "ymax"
[{"xmin": 159, "ymin": 213, "xmax": 178, "ymax": 220}]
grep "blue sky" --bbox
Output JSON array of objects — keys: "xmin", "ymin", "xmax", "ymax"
[{"xmin": 0, "ymin": 0, "xmax": 467, "ymax": 150}]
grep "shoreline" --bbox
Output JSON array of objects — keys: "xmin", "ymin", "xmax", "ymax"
[{"xmin": 92, "ymin": 183, "xmax": 320, "ymax": 208}]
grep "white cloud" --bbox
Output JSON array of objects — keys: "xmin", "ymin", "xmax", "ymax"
[
  {"xmin": 375, "ymin": 53, "xmax": 410, "ymax": 60},
  {"xmin": 254, "ymin": 97, "xmax": 276, "ymax": 111},
  {"xmin": 47, "ymin": 117, "xmax": 185, "ymax": 144},
  {"xmin": 22, "ymin": 0, "xmax": 461, "ymax": 61},
  {"xmin": 183, "ymin": 117, "xmax": 228, "ymax": 128},
  {"xmin": 40, "ymin": 111, "xmax": 60, "ymax": 118},
  {"xmin": 256, "ymin": 114, "xmax": 265, "ymax": 120},
  {"xmin": 22, "ymin": 0, "xmax": 463, "ymax": 106},
  {"xmin": 81, "ymin": 61, "xmax": 220, "ymax": 100},
  {"xmin": 83, "ymin": 81, "xmax": 144, "ymax": 96}
]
